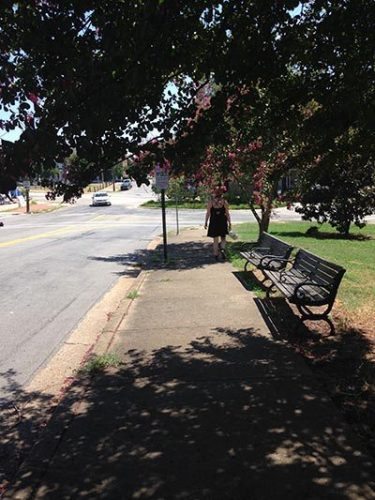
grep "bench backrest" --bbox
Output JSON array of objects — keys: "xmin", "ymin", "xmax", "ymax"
[
  {"xmin": 259, "ymin": 233, "xmax": 293, "ymax": 258},
  {"xmin": 294, "ymin": 249, "xmax": 346, "ymax": 297}
]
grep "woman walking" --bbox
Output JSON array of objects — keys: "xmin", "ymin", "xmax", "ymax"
[{"xmin": 204, "ymin": 190, "xmax": 231, "ymax": 260}]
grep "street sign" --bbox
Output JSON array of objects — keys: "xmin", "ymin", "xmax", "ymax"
[
  {"xmin": 23, "ymin": 180, "xmax": 31, "ymax": 189},
  {"xmin": 154, "ymin": 165, "xmax": 169, "ymax": 190}
]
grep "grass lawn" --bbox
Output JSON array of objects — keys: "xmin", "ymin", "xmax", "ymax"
[
  {"xmin": 228, "ymin": 221, "xmax": 375, "ymax": 319},
  {"xmin": 142, "ymin": 200, "xmax": 207, "ymax": 209}
]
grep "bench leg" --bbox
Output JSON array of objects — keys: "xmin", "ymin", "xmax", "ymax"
[
  {"xmin": 296, "ymin": 304, "xmax": 335, "ymax": 336},
  {"xmin": 260, "ymin": 270, "xmax": 272, "ymax": 285},
  {"xmin": 265, "ymin": 282, "xmax": 277, "ymax": 298}
]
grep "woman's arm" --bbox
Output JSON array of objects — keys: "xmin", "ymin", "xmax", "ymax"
[
  {"xmin": 225, "ymin": 201, "xmax": 231, "ymax": 229},
  {"xmin": 204, "ymin": 201, "xmax": 212, "ymax": 228}
]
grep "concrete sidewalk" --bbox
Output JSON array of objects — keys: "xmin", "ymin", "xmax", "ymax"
[{"xmin": 7, "ymin": 228, "xmax": 375, "ymax": 499}]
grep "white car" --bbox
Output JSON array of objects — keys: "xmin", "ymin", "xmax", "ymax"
[{"xmin": 92, "ymin": 192, "xmax": 111, "ymax": 206}]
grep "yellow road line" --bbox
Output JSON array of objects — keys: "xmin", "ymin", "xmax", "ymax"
[
  {"xmin": 0, "ymin": 217, "xmax": 143, "ymax": 249},
  {"xmin": 0, "ymin": 226, "xmax": 78, "ymax": 248},
  {"xmin": 89, "ymin": 215, "xmax": 106, "ymax": 221}
]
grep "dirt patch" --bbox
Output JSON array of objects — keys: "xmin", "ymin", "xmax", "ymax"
[{"xmin": 13, "ymin": 203, "xmax": 62, "ymax": 214}]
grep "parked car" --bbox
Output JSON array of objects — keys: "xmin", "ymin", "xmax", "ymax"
[
  {"xmin": 92, "ymin": 192, "xmax": 111, "ymax": 206},
  {"xmin": 120, "ymin": 178, "xmax": 132, "ymax": 191}
]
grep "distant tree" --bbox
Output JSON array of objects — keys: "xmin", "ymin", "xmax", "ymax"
[
  {"xmin": 293, "ymin": 0, "xmax": 375, "ymax": 234},
  {"xmin": 112, "ymin": 161, "xmax": 126, "ymax": 181},
  {"xmin": 295, "ymin": 152, "xmax": 375, "ymax": 235}
]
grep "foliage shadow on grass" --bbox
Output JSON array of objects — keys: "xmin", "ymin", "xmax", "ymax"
[{"xmin": 270, "ymin": 230, "xmax": 372, "ymax": 241}]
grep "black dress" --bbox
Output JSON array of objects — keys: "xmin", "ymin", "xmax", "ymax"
[{"xmin": 207, "ymin": 205, "xmax": 228, "ymax": 237}]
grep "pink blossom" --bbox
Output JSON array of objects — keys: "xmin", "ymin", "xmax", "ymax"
[{"xmin": 28, "ymin": 92, "xmax": 39, "ymax": 104}]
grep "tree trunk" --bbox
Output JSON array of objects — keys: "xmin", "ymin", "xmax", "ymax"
[
  {"xmin": 249, "ymin": 200, "xmax": 272, "ymax": 239},
  {"xmin": 259, "ymin": 194, "xmax": 273, "ymax": 234},
  {"xmin": 248, "ymin": 203, "xmax": 262, "ymax": 240},
  {"xmin": 259, "ymin": 180, "xmax": 280, "ymax": 235},
  {"xmin": 260, "ymin": 205, "xmax": 272, "ymax": 234},
  {"xmin": 342, "ymin": 219, "xmax": 351, "ymax": 237}
]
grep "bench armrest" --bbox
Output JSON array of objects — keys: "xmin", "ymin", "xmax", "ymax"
[
  {"xmin": 249, "ymin": 246, "xmax": 272, "ymax": 256},
  {"xmin": 259, "ymin": 255, "xmax": 290, "ymax": 269},
  {"xmin": 293, "ymin": 281, "xmax": 333, "ymax": 300},
  {"xmin": 267, "ymin": 257, "xmax": 295, "ymax": 271},
  {"xmin": 239, "ymin": 242, "xmax": 256, "ymax": 253}
]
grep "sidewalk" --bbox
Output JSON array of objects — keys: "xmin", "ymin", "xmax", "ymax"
[{"xmin": 7, "ymin": 228, "xmax": 375, "ymax": 499}]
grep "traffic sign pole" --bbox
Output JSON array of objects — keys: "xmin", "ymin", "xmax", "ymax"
[
  {"xmin": 161, "ymin": 189, "xmax": 168, "ymax": 262},
  {"xmin": 175, "ymin": 195, "xmax": 179, "ymax": 235},
  {"xmin": 23, "ymin": 180, "xmax": 31, "ymax": 213},
  {"xmin": 154, "ymin": 165, "xmax": 169, "ymax": 263},
  {"xmin": 25, "ymin": 189, "xmax": 30, "ymax": 213}
]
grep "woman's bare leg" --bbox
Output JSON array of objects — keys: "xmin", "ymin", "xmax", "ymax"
[
  {"xmin": 213, "ymin": 237, "xmax": 219, "ymax": 256},
  {"xmin": 219, "ymin": 237, "xmax": 227, "ymax": 259}
]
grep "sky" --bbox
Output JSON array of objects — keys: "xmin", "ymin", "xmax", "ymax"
[{"xmin": 0, "ymin": 109, "xmax": 23, "ymax": 143}]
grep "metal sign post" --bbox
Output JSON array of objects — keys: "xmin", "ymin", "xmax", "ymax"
[
  {"xmin": 161, "ymin": 189, "xmax": 168, "ymax": 262},
  {"xmin": 23, "ymin": 180, "xmax": 31, "ymax": 213},
  {"xmin": 154, "ymin": 165, "xmax": 169, "ymax": 263},
  {"xmin": 175, "ymin": 194, "xmax": 179, "ymax": 235}
]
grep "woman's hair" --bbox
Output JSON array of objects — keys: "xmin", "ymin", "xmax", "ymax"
[{"xmin": 213, "ymin": 187, "xmax": 224, "ymax": 198}]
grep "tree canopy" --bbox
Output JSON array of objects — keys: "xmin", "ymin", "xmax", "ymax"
[
  {"xmin": 0, "ymin": 0, "xmax": 374, "ymax": 224},
  {"xmin": 0, "ymin": 1, "xmax": 300, "ymax": 188}
]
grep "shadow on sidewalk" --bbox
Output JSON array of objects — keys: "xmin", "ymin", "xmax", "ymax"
[
  {"xmin": 6, "ymin": 328, "xmax": 375, "ymax": 499},
  {"xmin": 232, "ymin": 270, "xmax": 375, "ymax": 466},
  {"xmin": 88, "ymin": 241, "xmax": 216, "ymax": 274},
  {"xmin": 0, "ymin": 370, "xmax": 55, "ymax": 494}
]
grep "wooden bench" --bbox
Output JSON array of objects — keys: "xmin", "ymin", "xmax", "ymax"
[
  {"xmin": 240, "ymin": 232, "xmax": 294, "ymax": 279},
  {"xmin": 263, "ymin": 249, "xmax": 346, "ymax": 334}
]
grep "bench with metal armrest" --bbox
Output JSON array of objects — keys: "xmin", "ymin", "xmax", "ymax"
[
  {"xmin": 263, "ymin": 249, "xmax": 346, "ymax": 334},
  {"xmin": 240, "ymin": 232, "xmax": 294, "ymax": 278}
]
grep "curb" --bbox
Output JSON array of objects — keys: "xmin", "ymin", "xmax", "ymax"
[{"xmin": 90, "ymin": 270, "xmax": 149, "ymax": 356}]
